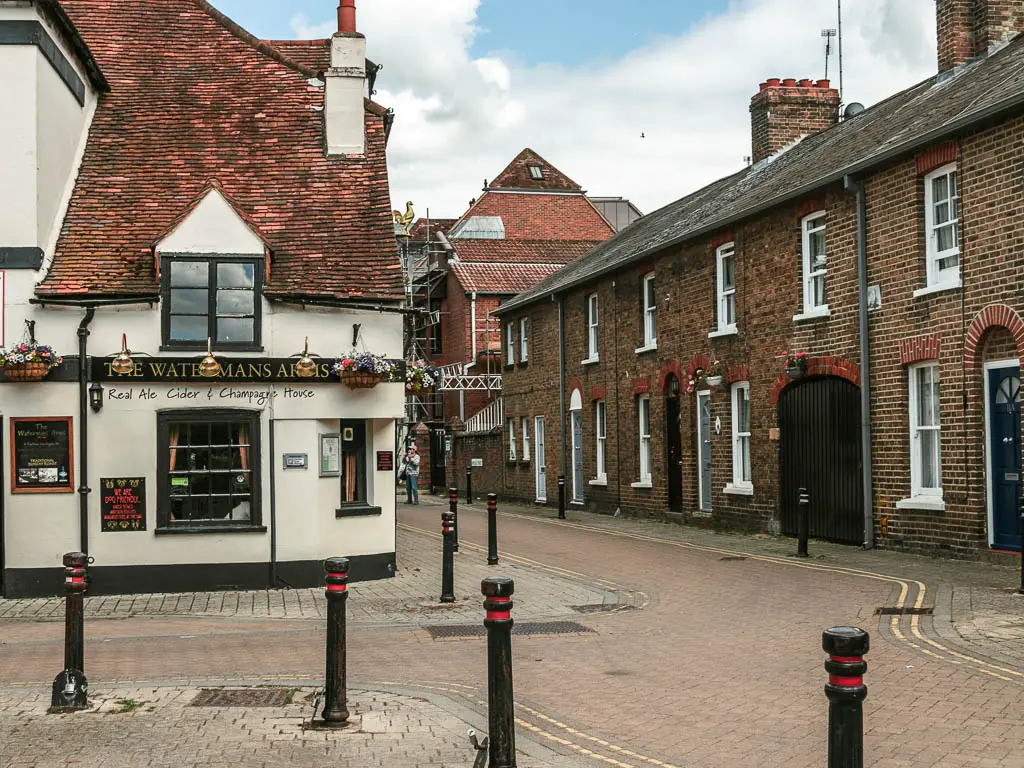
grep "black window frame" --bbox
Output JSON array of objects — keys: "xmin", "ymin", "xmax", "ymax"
[
  {"xmin": 160, "ymin": 253, "xmax": 264, "ymax": 351},
  {"xmin": 156, "ymin": 409, "xmax": 264, "ymax": 533}
]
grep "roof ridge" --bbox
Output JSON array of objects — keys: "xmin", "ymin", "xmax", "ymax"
[{"xmin": 189, "ymin": 0, "xmax": 318, "ymax": 77}]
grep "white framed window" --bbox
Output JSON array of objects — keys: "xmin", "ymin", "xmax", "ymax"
[
  {"xmin": 638, "ymin": 395, "xmax": 651, "ymax": 483},
  {"xmin": 595, "ymin": 399, "xmax": 607, "ymax": 480},
  {"xmin": 507, "ymin": 417, "xmax": 517, "ymax": 461},
  {"xmin": 730, "ymin": 382, "xmax": 752, "ymax": 490},
  {"xmin": 506, "ymin": 321, "xmax": 515, "ymax": 365},
  {"xmin": 909, "ymin": 362, "xmax": 942, "ymax": 497},
  {"xmin": 716, "ymin": 243, "xmax": 736, "ymax": 331},
  {"xmin": 521, "ymin": 416, "xmax": 530, "ymax": 459},
  {"xmin": 801, "ymin": 212, "xmax": 828, "ymax": 314},
  {"xmin": 519, "ymin": 317, "xmax": 529, "ymax": 362},
  {"xmin": 639, "ymin": 273, "xmax": 657, "ymax": 350},
  {"xmin": 528, "ymin": 165, "xmax": 544, "ymax": 180},
  {"xmin": 586, "ymin": 293, "xmax": 599, "ymax": 360},
  {"xmin": 924, "ymin": 164, "xmax": 959, "ymax": 290}
]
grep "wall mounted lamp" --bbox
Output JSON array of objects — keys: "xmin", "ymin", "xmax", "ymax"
[{"xmin": 89, "ymin": 381, "xmax": 104, "ymax": 412}]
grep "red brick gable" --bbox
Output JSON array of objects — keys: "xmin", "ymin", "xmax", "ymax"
[
  {"xmin": 455, "ymin": 193, "xmax": 615, "ymax": 242},
  {"xmin": 452, "ymin": 240, "xmax": 601, "ymax": 265},
  {"xmin": 40, "ymin": 0, "xmax": 402, "ymax": 301},
  {"xmin": 490, "ymin": 148, "xmax": 581, "ymax": 191}
]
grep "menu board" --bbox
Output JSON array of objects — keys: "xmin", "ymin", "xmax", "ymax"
[
  {"xmin": 376, "ymin": 451, "xmax": 394, "ymax": 471},
  {"xmin": 11, "ymin": 417, "xmax": 73, "ymax": 493},
  {"xmin": 101, "ymin": 477, "xmax": 146, "ymax": 532}
]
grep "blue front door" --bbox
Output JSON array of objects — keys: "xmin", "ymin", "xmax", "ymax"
[{"xmin": 989, "ymin": 366, "xmax": 1022, "ymax": 551}]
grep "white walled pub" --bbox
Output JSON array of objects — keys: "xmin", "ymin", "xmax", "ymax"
[{"xmin": 0, "ymin": 0, "xmax": 404, "ymax": 597}]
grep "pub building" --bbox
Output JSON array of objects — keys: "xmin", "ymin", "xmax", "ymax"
[{"xmin": 0, "ymin": 0, "xmax": 405, "ymax": 597}]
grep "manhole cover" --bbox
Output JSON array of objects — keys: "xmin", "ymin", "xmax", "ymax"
[
  {"xmin": 874, "ymin": 606, "xmax": 934, "ymax": 616},
  {"xmin": 424, "ymin": 621, "xmax": 595, "ymax": 639},
  {"xmin": 571, "ymin": 604, "xmax": 636, "ymax": 614},
  {"xmin": 190, "ymin": 688, "xmax": 291, "ymax": 707},
  {"xmin": 718, "ymin": 556, "xmax": 748, "ymax": 562}
]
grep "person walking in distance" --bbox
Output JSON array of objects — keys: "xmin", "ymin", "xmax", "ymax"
[{"xmin": 404, "ymin": 446, "xmax": 421, "ymax": 504}]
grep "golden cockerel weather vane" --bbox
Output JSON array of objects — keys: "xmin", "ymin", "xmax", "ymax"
[{"xmin": 392, "ymin": 201, "xmax": 415, "ymax": 237}]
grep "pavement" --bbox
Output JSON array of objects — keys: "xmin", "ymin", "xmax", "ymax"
[{"xmin": 3, "ymin": 493, "xmax": 1024, "ymax": 767}]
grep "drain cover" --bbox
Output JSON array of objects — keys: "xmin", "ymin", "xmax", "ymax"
[
  {"xmin": 718, "ymin": 556, "xmax": 748, "ymax": 562},
  {"xmin": 874, "ymin": 606, "xmax": 934, "ymax": 616},
  {"xmin": 424, "ymin": 621, "xmax": 595, "ymax": 639},
  {"xmin": 571, "ymin": 604, "xmax": 636, "ymax": 614},
  {"xmin": 190, "ymin": 688, "xmax": 291, "ymax": 707}
]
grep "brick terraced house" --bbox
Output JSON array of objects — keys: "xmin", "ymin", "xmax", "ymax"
[
  {"xmin": 0, "ymin": 0, "xmax": 406, "ymax": 596},
  {"xmin": 498, "ymin": 0, "xmax": 1024, "ymax": 557}
]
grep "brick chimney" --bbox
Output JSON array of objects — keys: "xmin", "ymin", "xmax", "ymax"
[
  {"xmin": 325, "ymin": 0, "xmax": 366, "ymax": 156},
  {"xmin": 749, "ymin": 78, "xmax": 841, "ymax": 164},
  {"xmin": 937, "ymin": 0, "xmax": 1024, "ymax": 72}
]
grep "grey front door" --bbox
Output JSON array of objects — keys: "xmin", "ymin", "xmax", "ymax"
[
  {"xmin": 571, "ymin": 410, "xmax": 584, "ymax": 502},
  {"xmin": 697, "ymin": 392, "xmax": 712, "ymax": 512}
]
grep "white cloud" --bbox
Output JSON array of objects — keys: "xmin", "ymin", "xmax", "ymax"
[{"xmin": 292, "ymin": 0, "xmax": 937, "ymax": 218}]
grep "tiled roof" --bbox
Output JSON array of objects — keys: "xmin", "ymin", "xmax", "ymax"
[
  {"xmin": 264, "ymin": 39, "xmax": 331, "ymax": 72},
  {"xmin": 451, "ymin": 262, "xmax": 564, "ymax": 294},
  {"xmin": 490, "ymin": 148, "xmax": 582, "ymax": 191},
  {"xmin": 39, "ymin": 0, "xmax": 402, "ymax": 301},
  {"xmin": 452, "ymin": 192, "xmax": 614, "ymax": 241},
  {"xmin": 500, "ymin": 37, "xmax": 1024, "ymax": 313},
  {"xmin": 452, "ymin": 240, "xmax": 602, "ymax": 265}
]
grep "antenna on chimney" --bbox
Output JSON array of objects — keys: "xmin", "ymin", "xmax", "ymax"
[
  {"xmin": 837, "ymin": 0, "xmax": 845, "ymax": 107},
  {"xmin": 821, "ymin": 28, "xmax": 837, "ymax": 80}
]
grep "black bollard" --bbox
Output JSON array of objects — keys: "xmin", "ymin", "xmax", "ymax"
[
  {"xmin": 441, "ymin": 512, "xmax": 456, "ymax": 604},
  {"xmin": 482, "ymin": 577, "xmax": 517, "ymax": 768},
  {"xmin": 797, "ymin": 487, "xmax": 810, "ymax": 558},
  {"xmin": 321, "ymin": 557, "xmax": 350, "ymax": 727},
  {"xmin": 448, "ymin": 487, "xmax": 460, "ymax": 552},
  {"xmin": 50, "ymin": 552, "xmax": 88, "ymax": 713},
  {"xmin": 823, "ymin": 626, "xmax": 869, "ymax": 768},
  {"xmin": 487, "ymin": 493, "xmax": 499, "ymax": 566},
  {"xmin": 466, "ymin": 466, "xmax": 473, "ymax": 505},
  {"xmin": 557, "ymin": 474, "xmax": 566, "ymax": 520}
]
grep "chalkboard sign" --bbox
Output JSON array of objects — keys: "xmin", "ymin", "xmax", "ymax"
[
  {"xmin": 101, "ymin": 477, "xmax": 146, "ymax": 532},
  {"xmin": 10, "ymin": 417, "xmax": 73, "ymax": 494}
]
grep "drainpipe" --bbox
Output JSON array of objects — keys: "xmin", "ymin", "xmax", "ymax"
[
  {"xmin": 468, "ymin": 291, "xmax": 477, "ymax": 367},
  {"xmin": 846, "ymin": 174, "xmax": 875, "ymax": 550},
  {"xmin": 557, "ymin": 295, "xmax": 567, "ymax": 482},
  {"xmin": 77, "ymin": 308, "xmax": 96, "ymax": 555},
  {"xmin": 268, "ymin": 418, "xmax": 278, "ymax": 587}
]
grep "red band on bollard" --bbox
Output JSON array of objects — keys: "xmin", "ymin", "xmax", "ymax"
[
  {"xmin": 66, "ymin": 575, "xmax": 85, "ymax": 584},
  {"xmin": 486, "ymin": 596, "xmax": 511, "ymax": 620},
  {"xmin": 326, "ymin": 583, "xmax": 347, "ymax": 592},
  {"xmin": 828, "ymin": 675, "xmax": 863, "ymax": 687},
  {"xmin": 830, "ymin": 655, "xmax": 863, "ymax": 663}
]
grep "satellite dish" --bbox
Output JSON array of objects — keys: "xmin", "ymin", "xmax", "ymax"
[{"xmin": 844, "ymin": 102, "xmax": 866, "ymax": 119}]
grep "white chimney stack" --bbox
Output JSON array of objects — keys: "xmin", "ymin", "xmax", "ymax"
[{"xmin": 325, "ymin": 0, "xmax": 366, "ymax": 156}]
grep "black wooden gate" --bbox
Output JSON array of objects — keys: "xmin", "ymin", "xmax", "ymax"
[{"xmin": 779, "ymin": 377, "xmax": 863, "ymax": 544}]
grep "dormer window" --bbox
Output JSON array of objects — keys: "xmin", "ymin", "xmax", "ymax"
[
  {"xmin": 161, "ymin": 254, "xmax": 263, "ymax": 350},
  {"xmin": 528, "ymin": 165, "xmax": 544, "ymax": 180}
]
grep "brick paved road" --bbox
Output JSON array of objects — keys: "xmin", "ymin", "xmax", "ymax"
[{"xmin": 3, "ymin": 499, "xmax": 1024, "ymax": 766}]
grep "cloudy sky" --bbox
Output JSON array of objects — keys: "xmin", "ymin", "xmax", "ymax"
[{"xmin": 211, "ymin": 0, "xmax": 938, "ymax": 220}]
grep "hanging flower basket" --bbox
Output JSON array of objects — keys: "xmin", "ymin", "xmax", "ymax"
[
  {"xmin": 786, "ymin": 365, "xmax": 807, "ymax": 380},
  {"xmin": 0, "ymin": 340, "xmax": 63, "ymax": 383},
  {"xmin": 340, "ymin": 369, "xmax": 381, "ymax": 389},
  {"xmin": 784, "ymin": 351, "xmax": 809, "ymax": 380},
  {"xmin": 405, "ymin": 360, "xmax": 436, "ymax": 395},
  {"xmin": 705, "ymin": 375, "xmax": 724, "ymax": 388},
  {"xmin": 686, "ymin": 359, "xmax": 725, "ymax": 394},
  {"xmin": 332, "ymin": 352, "xmax": 398, "ymax": 390}
]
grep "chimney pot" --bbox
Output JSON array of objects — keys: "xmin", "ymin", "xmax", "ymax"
[
  {"xmin": 766, "ymin": 77, "xmax": 781, "ymax": 87},
  {"xmin": 815, "ymin": 79, "xmax": 830, "ymax": 89},
  {"xmin": 782, "ymin": 78, "xmax": 797, "ymax": 87},
  {"xmin": 798, "ymin": 79, "xmax": 813, "ymax": 87},
  {"xmin": 338, "ymin": 0, "xmax": 356, "ymax": 33}
]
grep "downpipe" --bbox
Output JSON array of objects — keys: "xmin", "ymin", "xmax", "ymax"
[{"xmin": 77, "ymin": 309, "xmax": 95, "ymax": 555}]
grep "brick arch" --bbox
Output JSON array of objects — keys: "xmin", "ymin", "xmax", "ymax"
[
  {"xmin": 769, "ymin": 356, "xmax": 861, "ymax": 405},
  {"xmin": 658, "ymin": 360, "xmax": 684, "ymax": 393},
  {"xmin": 567, "ymin": 377, "xmax": 584, "ymax": 397},
  {"xmin": 685, "ymin": 354, "xmax": 711, "ymax": 379},
  {"xmin": 727, "ymin": 364, "xmax": 749, "ymax": 385},
  {"xmin": 965, "ymin": 304, "xmax": 1024, "ymax": 371}
]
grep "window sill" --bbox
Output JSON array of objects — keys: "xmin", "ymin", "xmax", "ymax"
[
  {"xmin": 518, "ymin": 460, "xmax": 531, "ymax": 467},
  {"xmin": 708, "ymin": 327, "xmax": 738, "ymax": 339},
  {"xmin": 631, "ymin": 480, "xmax": 652, "ymax": 489},
  {"xmin": 913, "ymin": 279, "xmax": 961, "ymax": 299},
  {"xmin": 336, "ymin": 505, "xmax": 382, "ymax": 518},
  {"xmin": 506, "ymin": 459, "xmax": 519, "ymax": 466},
  {"xmin": 581, "ymin": 356, "xmax": 600, "ymax": 366},
  {"xmin": 793, "ymin": 308, "xmax": 830, "ymax": 322},
  {"xmin": 723, "ymin": 484, "xmax": 754, "ymax": 496},
  {"xmin": 895, "ymin": 495, "xmax": 946, "ymax": 511},
  {"xmin": 518, "ymin": 360, "xmax": 529, "ymax": 369},
  {"xmin": 589, "ymin": 478, "xmax": 608, "ymax": 486},
  {"xmin": 155, "ymin": 525, "xmax": 267, "ymax": 535},
  {"xmin": 635, "ymin": 343, "xmax": 658, "ymax": 355},
  {"xmin": 503, "ymin": 364, "xmax": 515, "ymax": 371}
]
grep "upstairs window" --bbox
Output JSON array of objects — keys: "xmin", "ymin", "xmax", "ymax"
[
  {"xmin": 506, "ymin": 321, "xmax": 515, "ymax": 366},
  {"xmin": 162, "ymin": 255, "xmax": 262, "ymax": 350},
  {"xmin": 924, "ymin": 164, "xmax": 959, "ymax": 289},
  {"xmin": 639, "ymin": 273, "xmax": 657, "ymax": 350},
  {"xmin": 520, "ymin": 317, "xmax": 529, "ymax": 362},
  {"xmin": 801, "ymin": 213, "xmax": 828, "ymax": 314},
  {"xmin": 716, "ymin": 243, "xmax": 736, "ymax": 332},
  {"xmin": 586, "ymin": 294, "xmax": 600, "ymax": 360},
  {"xmin": 528, "ymin": 165, "xmax": 544, "ymax": 180}
]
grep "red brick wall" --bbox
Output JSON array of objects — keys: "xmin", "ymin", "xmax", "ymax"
[
  {"xmin": 462, "ymin": 192, "xmax": 614, "ymax": 241},
  {"xmin": 937, "ymin": 0, "xmax": 1024, "ymax": 71},
  {"xmin": 500, "ymin": 112, "xmax": 1024, "ymax": 557},
  {"xmin": 448, "ymin": 429, "xmax": 504, "ymax": 499},
  {"xmin": 749, "ymin": 81, "xmax": 840, "ymax": 163}
]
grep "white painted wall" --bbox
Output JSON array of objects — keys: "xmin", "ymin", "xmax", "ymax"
[
  {"xmin": 0, "ymin": 43, "xmax": 38, "ymax": 248},
  {"xmin": 158, "ymin": 189, "xmax": 265, "ymax": 254},
  {"xmin": 325, "ymin": 33, "xmax": 366, "ymax": 156}
]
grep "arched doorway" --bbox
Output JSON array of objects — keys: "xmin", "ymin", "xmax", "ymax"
[
  {"xmin": 779, "ymin": 376, "xmax": 863, "ymax": 544},
  {"xmin": 664, "ymin": 375, "xmax": 683, "ymax": 512},
  {"xmin": 569, "ymin": 388, "xmax": 584, "ymax": 503}
]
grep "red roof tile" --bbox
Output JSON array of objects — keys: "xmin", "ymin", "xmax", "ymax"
[
  {"xmin": 490, "ymin": 148, "xmax": 581, "ymax": 191},
  {"xmin": 39, "ymin": 0, "xmax": 402, "ymax": 302},
  {"xmin": 452, "ymin": 240, "xmax": 601, "ymax": 265},
  {"xmin": 451, "ymin": 262, "xmax": 564, "ymax": 294},
  {"xmin": 264, "ymin": 39, "xmax": 331, "ymax": 72}
]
